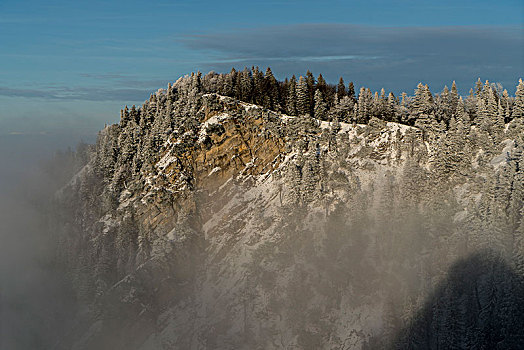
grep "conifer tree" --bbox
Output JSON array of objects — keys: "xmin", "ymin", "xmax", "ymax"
[
  {"xmin": 482, "ymin": 80, "xmax": 492, "ymax": 102},
  {"xmin": 450, "ymin": 81, "xmax": 459, "ymax": 114},
  {"xmin": 372, "ymin": 91, "xmax": 381, "ymax": 117},
  {"xmin": 314, "ymin": 89, "xmax": 328, "ymax": 120},
  {"xmin": 410, "ymin": 83, "xmax": 435, "ymax": 128},
  {"xmin": 379, "ymin": 88, "xmax": 387, "ymax": 117},
  {"xmin": 296, "ymin": 76, "xmax": 310, "ymax": 116},
  {"xmin": 252, "ymin": 66, "xmax": 265, "ymax": 105},
  {"xmin": 286, "ymin": 75, "xmax": 298, "ymax": 116},
  {"xmin": 456, "ymin": 97, "xmax": 470, "ymax": 125},
  {"xmin": 337, "ymin": 77, "xmax": 346, "ymax": 101},
  {"xmin": 439, "ymin": 85, "xmax": 451, "ymax": 123},
  {"xmin": 347, "ymin": 81, "xmax": 356, "ymax": 104},
  {"xmin": 486, "ymin": 86, "xmax": 498, "ymax": 119},
  {"xmin": 317, "ymin": 74, "xmax": 327, "ymax": 94},
  {"xmin": 264, "ymin": 67, "xmax": 279, "ymax": 110},
  {"xmin": 386, "ymin": 92, "xmax": 398, "ymax": 121},
  {"xmin": 465, "ymin": 88, "xmax": 477, "ymax": 118},
  {"xmin": 357, "ymin": 87, "xmax": 372, "ymax": 123},
  {"xmin": 222, "ymin": 70, "xmax": 234, "ymax": 96},
  {"xmin": 331, "ymin": 96, "xmax": 353, "ymax": 123},
  {"xmin": 239, "ymin": 67, "xmax": 253, "ymax": 102},
  {"xmin": 512, "ymin": 78, "xmax": 524, "ymax": 119},
  {"xmin": 475, "ymin": 78, "xmax": 483, "ymax": 97},
  {"xmin": 476, "ymin": 98, "xmax": 489, "ymax": 130},
  {"xmin": 495, "ymin": 101, "xmax": 506, "ymax": 141},
  {"xmin": 501, "ymin": 89, "xmax": 512, "ymax": 123},
  {"xmin": 305, "ymin": 70, "xmax": 316, "ymax": 115}
]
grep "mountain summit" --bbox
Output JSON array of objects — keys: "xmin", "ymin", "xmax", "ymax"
[{"xmin": 52, "ymin": 70, "xmax": 524, "ymax": 349}]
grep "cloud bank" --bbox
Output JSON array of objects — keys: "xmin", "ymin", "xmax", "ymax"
[{"xmin": 181, "ymin": 23, "xmax": 524, "ymax": 94}]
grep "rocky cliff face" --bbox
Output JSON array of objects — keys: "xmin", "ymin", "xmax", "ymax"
[{"xmin": 53, "ymin": 75, "xmax": 524, "ymax": 349}]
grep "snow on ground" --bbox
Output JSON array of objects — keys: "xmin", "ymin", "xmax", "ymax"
[
  {"xmin": 208, "ymin": 166, "xmax": 222, "ymax": 176},
  {"xmin": 490, "ymin": 139, "xmax": 515, "ymax": 169},
  {"xmin": 197, "ymin": 112, "xmax": 229, "ymax": 143},
  {"xmin": 386, "ymin": 121, "xmax": 412, "ymax": 135},
  {"xmin": 156, "ymin": 152, "xmax": 178, "ymax": 171}
]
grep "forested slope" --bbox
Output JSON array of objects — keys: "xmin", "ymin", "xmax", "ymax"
[{"xmin": 52, "ymin": 69, "xmax": 524, "ymax": 349}]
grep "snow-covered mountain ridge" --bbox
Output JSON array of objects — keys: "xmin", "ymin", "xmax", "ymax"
[{"xmin": 53, "ymin": 73, "xmax": 524, "ymax": 349}]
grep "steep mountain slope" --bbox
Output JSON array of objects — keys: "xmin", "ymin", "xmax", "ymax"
[
  {"xmin": 136, "ymin": 95, "xmax": 426, "ymax": 349},
  {"xmin": 53, "ymin": 73, "xmax": 524, "ymax": 349}
]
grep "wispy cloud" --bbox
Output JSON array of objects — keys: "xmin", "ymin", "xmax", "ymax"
[
  {"xmin": 200, "ymin": 55, "xmax": 381, "ymax": 64},
  {"xmin": 0, "ymin": 85, "xmax": 151, "ymax": 102},
  {"xmin": 79, "ymin": 73, "xmax": 169, "ymax": 89},
  {"xmin": 79, "ymin": 73, "xmax": 130, "ymax": 80},
  {"xmin": 7, "ymin": 131, "xmax": 49, "ymax": 136}
]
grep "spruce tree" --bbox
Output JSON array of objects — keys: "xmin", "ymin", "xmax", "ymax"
[
  {"xmin": 357, "ymin": 87, "xmax": 372, "ymax": 124},
  {"xmin": 305, "ymin": 70, "xmax": 316, "ymax": 115},
  {"xmin": 314, "ymin": 89, "xmax": 328, "ymax": 120},
  {"xmin": 222, "ymin": 71, "xmax": 234, "ymax": 96},
  {"xmin": 439, "ymin": 85, "xmax": 451, "ymax": 123},
  {"xmin": 450, "ymin": 81, "xmax": 459, "ymax": 114},
  {"xmin": 486, "ymin": 87, "xmax": 498, "ymax": 119},
  {"xmin": 331, "ymin": 96, "xmax": 353, "ymax": 123},
  {"xmin": 264, "ymin": 67, "xmax": 279, "ymax": 110},
  {"xmin": 317, "ymin": 74, "xmax": 327, "ymax": 94},
  {"xmin": 512, "ymin": 78, "xmax": 524, "ymax": 119},
  {"xmin": 252, "ymin": 66, "xmax": 264, "ymax": 105},
  {"xmin": 475, "ymin": 78, "xmax": 483, "ymax": 97},
  {"xmin": 286, "ymin": 75, "xmax": 298, "ymax": 116},
  {"xmin": 387, "ymin": 92, "xmax": 397, "ymax": 121},
  {"xmin": 239, "ymin": 67, "xmax": 253, "ymax": 102},
  {"xmin": 296, "ymin": 76, "xmax": 310, "ymax": 116},
  {"xmin": 456, "ymin": 97, "xmax": 470, "ymax": 125},
  {"xmin": 501, "ymin": 89, "xmax": 512, "ymax": 123},
  {"xmin": 372, "ymin": 91, "xmax": 381, "ymax": 117},
  {"xmin": 337, "ymin": 77, "xmax": 346, "ymax": 101},
  {"xmin": 410, "ymin": 83, "xmax": 435, "ymax": 128},
  {"xmin": 347, "ymin": 81, "xmax": 356, "ymax": 104}
]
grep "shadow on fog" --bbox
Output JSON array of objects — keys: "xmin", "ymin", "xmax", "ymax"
[{"xmin": 367, "ymin": 250, "xmax": 524, "ymax": 349}]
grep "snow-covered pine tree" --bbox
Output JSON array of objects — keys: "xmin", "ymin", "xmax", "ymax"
[
  {"xmin": 410, "ymin": 83, "xmax": 435, "ymax": 129},
  {"xmin": 512, "ymin": 78, "xmax": 524, "ymax": 119},
  {"xmin": 305, "ymin": 70, "xmax": 316, "ymax": 115},
  {"xmin": 314, "ymin": 89, "xmax": 328, "ymax": 120},
  {"xmin": 286, "ymin": 75, "xmax": 298, "ymax": 116},
  {"xmin": 386, "ymin": 92, "xmax": 398, "ymax": 121},
  {"xmin": 357, "ymin": 87, "xmax": 372, "ymax": 124},
  {"xmin": 475, "ymin": 77, "xmax": 483, "ymax": 97},
  {"xmin": 438, "ymin": 85, "xmax": 451, "ymax": 124},
  {"xmin": 330, "ymin": 95, "xmax": 353, "ymax": 123},
  {"xmin": 296, "ymin": 76, "xmax": 310, "ymax": 116},
  {"xmin": 450, "ymin": 81, "xmax": 459, "ymax": 115},
  {"xmin": 239, "ymin": 67, "xmax": 253, "ymax": 102}
]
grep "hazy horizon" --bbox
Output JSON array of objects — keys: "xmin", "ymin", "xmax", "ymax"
[{"xmin": 1, "ymin": 0, "xmax": 523, "ymax": 155}]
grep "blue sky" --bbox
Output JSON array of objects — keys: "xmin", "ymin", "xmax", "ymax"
[{"xmin": 0, "ymin": 0, "xmax": 523, "ymax": 144}]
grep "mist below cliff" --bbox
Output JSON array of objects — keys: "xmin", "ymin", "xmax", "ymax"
[{"xmin": 0, "ymin": 134, "xmax": 90, "ymax": 349}]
